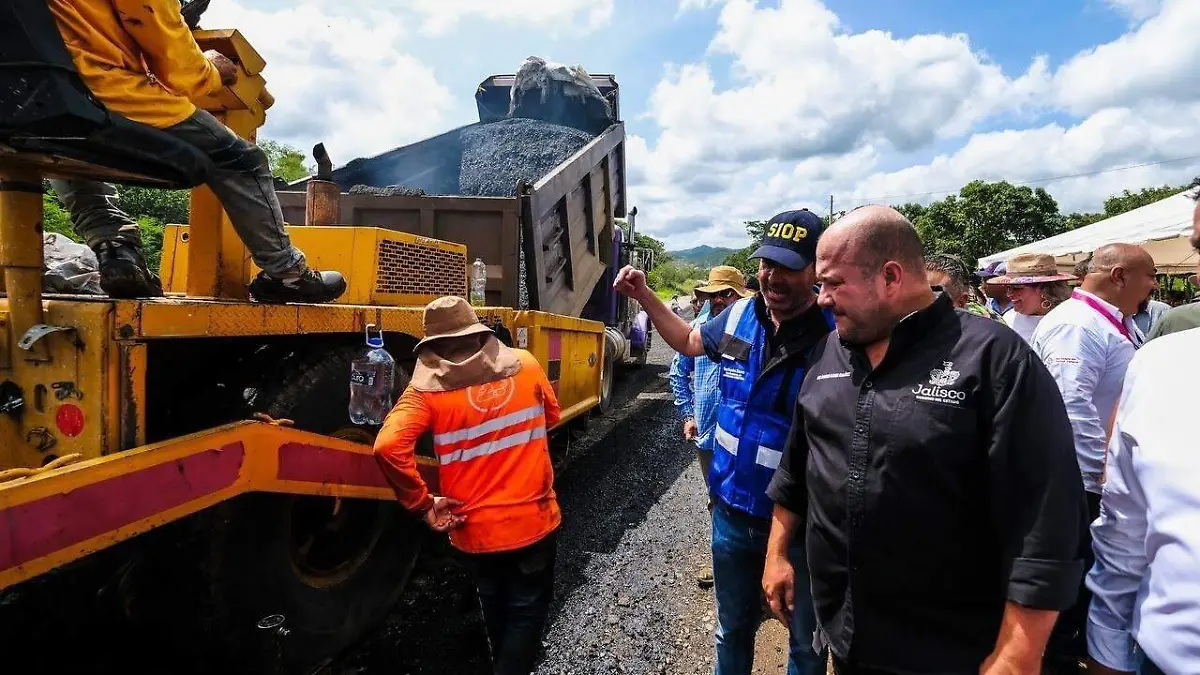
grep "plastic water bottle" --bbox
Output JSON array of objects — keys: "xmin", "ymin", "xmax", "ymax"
[
  {"xmin": 471, "ymin": 257, "xmax": 487, "ymax": 306},
  {"xmin": 349, "ymin": 324, "xmax": 395, "ymax": 426}
]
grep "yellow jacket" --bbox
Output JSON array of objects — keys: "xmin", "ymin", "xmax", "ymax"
[{"xmin": 48, "ymin": 0, "xmax": 224, "ymax": 128}]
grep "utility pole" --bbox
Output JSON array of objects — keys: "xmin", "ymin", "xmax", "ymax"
[{"xmin": 829, "ymin": 194, "xmax": 834, "ymax": 222}]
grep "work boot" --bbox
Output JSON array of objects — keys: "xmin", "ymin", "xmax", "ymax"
[
  {"xmin": 94, "ymin": 240, "xmax": 164, "ymax": 299},
  {"xmin": 248, "ymin": 267, "xmax": 347, "ymax": 304}
]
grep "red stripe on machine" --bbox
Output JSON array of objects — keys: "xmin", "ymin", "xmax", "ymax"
[
  {"xmin": 0, "ymin": 443, "xmax": 245, "ymax": 573},
  {"xmin": 276, "ymin": 443, "xmax": 391, "ymax": 488}
]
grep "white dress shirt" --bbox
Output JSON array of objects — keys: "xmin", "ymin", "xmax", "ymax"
[
  {"xmin": 1002, "ymin": 309, "xmax": 1042, "ymax": 344},
  {"xmin": 1087, "ymin": 328, "xmax": 1200, "ymax": 673},
  {"xmin": 1032, "ymin": 290, "xmax": 1136, "ymax": 494}
]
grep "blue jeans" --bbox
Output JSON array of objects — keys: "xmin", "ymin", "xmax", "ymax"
[{"xmin": 712, "ymin": 503, "xmax": 824, "ymax": 675}]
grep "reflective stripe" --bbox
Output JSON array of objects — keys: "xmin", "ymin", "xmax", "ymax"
[
  {"xmin": 715, "ymin": 425, "xmax": 739, "ymax": 456},
  {"xmin": 433, "ymin": 404, "xmax": 544, "ymax": 446},
  {"xmin": 438, "ymin": 426, "xmax": 548, "ymax": 466},
  {"xmin": 723, "ymin": 298, "xmax": 752, "ymax": 337},
  {"xmin": 756, "ymin": 444, "xmax": 782, "ymax": 470}
]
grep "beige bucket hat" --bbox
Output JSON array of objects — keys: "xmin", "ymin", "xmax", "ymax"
[
  {"xmin": 694, "ymin": 265, "xmax": 754, "ymax": 298},
  {"xmin": 414, "ymin": 296, "xmax": 495, "ymax": 351},
  {"xmin": 988, "ymin": 253, "xmax": 1076, "ymax": 285}
]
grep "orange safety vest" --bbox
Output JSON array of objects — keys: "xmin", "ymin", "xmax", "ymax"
[{"xmin": 377, "ymin": 349, "xmax": 561, "ymax": 554}]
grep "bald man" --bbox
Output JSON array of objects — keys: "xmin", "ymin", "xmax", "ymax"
[
  {"xmin": 764, "ymin": 206, "xmax": 1086, "ymax": 675},
  {"xmin": 1030, "ymin": 242, "xmax": 1155, "ymax": 671}
]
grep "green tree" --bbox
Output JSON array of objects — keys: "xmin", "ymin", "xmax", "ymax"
[
  {"xmin": 910, "ymin": 180, "xmax": 1066, "ymax": 265},
  {"xmin": 1063, "ymin": 211, "xmax": 1104, "ymax": 231},
  {"xmin": 1102, "ymin": 183, "xmax": 1192, "ymax": 218},
  {"xmin": 744, "ymin": 220, "xmax": 768, "ymax": 246},
  {"xmin": 260, "ymin": 139, "xmax": 313, "ymax": 182},
  {"xmin": 647, "ymin": 259, "xmax": 703, "ymax": 299},
  {"xmin": 894, "ymin": 203, "xmax": 927, "ymax": 225},
  {"xmin": 43, "ymin": 193, "xmax": 78, "ymax": 242},
  {"xmin": 119, "ymin": 186, "xmax": 190, "ymax": 224},
  {"xmin": 721, "ymin": 246, "xmax": 757, "ymax": 280},
  {"xmin": 634, "ymin": 232, "xmax": 671, "ymax": 265}
]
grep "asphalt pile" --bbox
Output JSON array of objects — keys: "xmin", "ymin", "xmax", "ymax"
[{"xmin": 458, "ymin": 118, "xmax": 594, "ymax": 198}]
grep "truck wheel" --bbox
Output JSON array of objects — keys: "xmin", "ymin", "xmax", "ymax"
[
  {"xmin": 633, "ymin": 330, "xmax": 651, "ymax": 367},
  {"xmin": 207, "ymin": 345, "xmax": 424, "ymax": 673},
  {"xmin": 595, "ymin": 337, "xmax": 616, "ymax": 415}
]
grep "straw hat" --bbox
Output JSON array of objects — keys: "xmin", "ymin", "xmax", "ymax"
[
  {"xmin": 694, "ymin": 265, "xmax": 754, "ymax": 298},
  {"xmin": 988, "ymin": 253, "xmax": 1076, "ymax": 285},
  {"xmin": 414, "ymin": 296, "xmax": 494, "ymax": 351}
]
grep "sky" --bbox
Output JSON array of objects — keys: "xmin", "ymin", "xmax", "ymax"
[{"xmin": 205, "ymin": 0, "xmax": 1200, "ymax": 250}]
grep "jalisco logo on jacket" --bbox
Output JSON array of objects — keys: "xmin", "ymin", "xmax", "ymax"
[
  {"xmin": 466, "ymin": 378, "xmax": 516, "ymax": 413},
  {"xmin": 928, "ymin": 361, "xmax": 960, "ymax": 387},
  {"xmin": 912, "ymin": 361, "xmax": 967, "ymax": 404}
]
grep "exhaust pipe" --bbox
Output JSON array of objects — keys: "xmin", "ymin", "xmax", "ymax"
[{"xmin": 305, "ymin": 143, "xmax": 340, "ymax": 226}]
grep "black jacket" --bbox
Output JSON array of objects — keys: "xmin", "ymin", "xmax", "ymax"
[{"xmin": 768, "ymin": 294, "xmax": 1087, "ymax": 674}]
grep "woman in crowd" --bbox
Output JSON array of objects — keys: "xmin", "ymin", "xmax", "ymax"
[{"xmin": 988, "ymin": 252, "xmax": 1075, "ymax": 344}]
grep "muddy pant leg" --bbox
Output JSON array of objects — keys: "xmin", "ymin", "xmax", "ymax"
[
  {"xmin": 472, "ymin": 557, "xmax": 511, "ymax": 665},
  {"xmin": 468, "ymin": 533, "xmax": 556, "ymax": 675},
  {"xmin": 47, "ymin": 179, "xmax": 141, "ymax": 247},
  {"xmin": 494, "ymin": 533, "xmax": 556, "ymax": 675},
  {"xmin": 160, "ymin": 110, "xmax": 304, "ymax": 276}
]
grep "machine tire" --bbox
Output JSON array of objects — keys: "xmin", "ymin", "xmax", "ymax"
[
  {"xmin": 595, "ymin": 336, "xmax": 616, "ymax": 416},
  {"xmin": 204, "ymin": 344, "xmax": 424, "ymax": 673}
]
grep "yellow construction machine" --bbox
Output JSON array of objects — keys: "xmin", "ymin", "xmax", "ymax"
[{"xmin": 0, "ymin": 6, "xmax": 609, "ymax": 672}]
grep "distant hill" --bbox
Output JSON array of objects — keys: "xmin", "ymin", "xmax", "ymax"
[{"xmin": 668, "ymin": 245, "xmax": 736, "ymax": 268}]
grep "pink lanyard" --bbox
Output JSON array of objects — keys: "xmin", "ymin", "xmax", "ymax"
[{"xmin": 1072, "ymin": 290, "xmax": 1134, "ymax": 344}]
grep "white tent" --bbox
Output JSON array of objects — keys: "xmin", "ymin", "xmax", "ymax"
[{"xmin": 977, "ymin": 190, "xmax": 1199, "ymax": 275}]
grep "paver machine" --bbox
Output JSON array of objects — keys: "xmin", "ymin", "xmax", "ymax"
[{"xmin": 0, "ymin": 3, "xmax": 606, "ymax": 672}]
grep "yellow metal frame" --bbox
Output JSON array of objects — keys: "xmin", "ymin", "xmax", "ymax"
[
  {"xmin": 159, "ymin": 224, "xmax": 470, "ymax": 307},
  {"xmin": 0, "ymin": 24, "xmax": 607, "ymax": 594},
  {"xmin": 0, "ymin": 421, "xmax": 438, "ymax": 591}
]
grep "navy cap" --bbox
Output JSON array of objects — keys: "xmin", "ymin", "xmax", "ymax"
[{"xmin": 750, "ymin": 209, "xmax": 824, "ymax": 271}]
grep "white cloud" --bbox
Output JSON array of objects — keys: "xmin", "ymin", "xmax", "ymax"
[
  {"xmin": 1104, "ymin": 0, "xmax": 1164, "ymax": 21},
  {"xmin": 840, "ymin": 103, "xmax": 1200, "ymax": 214},
  {"xmin": 406, "ymin": 0, "xmax": 614, "ymax": 36},
  {"xmin": 631, "ymin": 0, "xmax": 1200, "ymax": 251},
  {"xmin": 1054, "ymin": 0, "xmax": 1200, "ymax": 114},
  {"xmin": 203, "ymin": 2, "xmax": 454, "ymax": 162},
  {"xmin": 632, "ymin": 0, "xmax": 1050, "ymax": 246},
  {"xmin": 677, "ymin": 0, "xmax": 723, "ymax": 12}
]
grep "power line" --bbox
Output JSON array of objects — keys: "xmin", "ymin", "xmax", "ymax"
[{"xmin": 841, "ymin": 154, "xmax": 1200, "ymax": 207}]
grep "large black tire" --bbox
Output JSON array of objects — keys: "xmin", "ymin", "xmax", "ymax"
[{"xmin": 205, "ymin": 345, "xmax": 425, "ymax": 673}]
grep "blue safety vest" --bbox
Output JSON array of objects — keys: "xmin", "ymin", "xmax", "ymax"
[{"xmin": 711, "ymin": 297, "xmax": 825, "ymax": 520}]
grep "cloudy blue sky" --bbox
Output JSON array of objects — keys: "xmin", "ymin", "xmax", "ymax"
[{"xmin": 206, "ymin": 0, "xmax": 1200, "ymax": 249}]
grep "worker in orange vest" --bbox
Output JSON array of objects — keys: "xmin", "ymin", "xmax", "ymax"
[{"xmin": 375, "ymin": 295, "xmax": 561, "ymax": 675}]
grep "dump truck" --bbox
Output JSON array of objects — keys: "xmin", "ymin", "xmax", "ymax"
[
  {"xmin": 269, "ymin": 68, "xmax": 653, "ymax": 412},
  {"xmin": 0, "ymin": 5, "xmax": 626, "ymax": 673}
]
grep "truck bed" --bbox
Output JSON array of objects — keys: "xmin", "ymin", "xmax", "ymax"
[{"xmin": 278, "ymin": 122, "xmax": 627, "ymax": 319}]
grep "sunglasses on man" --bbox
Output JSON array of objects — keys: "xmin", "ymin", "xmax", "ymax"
[{"xmin": 696, "ymin": 288, "xmax": 739, "ymax": 301}]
